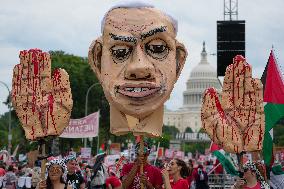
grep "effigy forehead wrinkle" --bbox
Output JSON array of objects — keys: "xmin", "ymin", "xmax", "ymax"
[{"xmin": 105, "ymin": 17, "xmax": 155, "ymax": 34}]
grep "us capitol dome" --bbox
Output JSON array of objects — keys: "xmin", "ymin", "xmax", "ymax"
[{"xmin": 163, "ymin": 42, "xmax": 222, "ymax": 132}]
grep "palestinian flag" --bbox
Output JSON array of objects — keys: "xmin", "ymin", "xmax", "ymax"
[
  {"xmin": 98, "ymin": 143, "xmax": 105, "ymax": 154},
  {"xmin": 210, "ymin": 142, "xmax": 239, "ymax": 176},
  {"xmin": 261, "ymin": 50, "xmax": 284, "ymax": 166}
]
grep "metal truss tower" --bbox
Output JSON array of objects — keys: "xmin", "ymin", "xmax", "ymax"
[{"xmin": 224, "ymin": 0, "xmax": 238, "ymax": 20}]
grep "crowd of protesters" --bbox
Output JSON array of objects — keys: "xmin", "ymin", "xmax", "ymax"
[{"xmin": 0, "ymin": 141, "xmax": 283, "ymax": 189}]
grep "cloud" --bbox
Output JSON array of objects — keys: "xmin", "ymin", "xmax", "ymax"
[{"xmin": 0, "ymin": 0, "xmax": 283, "ymax": 114}]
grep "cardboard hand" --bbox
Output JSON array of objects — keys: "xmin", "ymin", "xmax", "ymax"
[
  {"xmin": 12, "ymin": 49, "xmax": 73, "ymax": 140},
  {"xmin": 201, "ymin": 55, "xmax": 264, "ymax": 153}
]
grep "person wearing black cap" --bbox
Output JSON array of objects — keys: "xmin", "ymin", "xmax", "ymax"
[{"xmin": 121, "ymin": 141, "xmax": 163, "ymax": 189}]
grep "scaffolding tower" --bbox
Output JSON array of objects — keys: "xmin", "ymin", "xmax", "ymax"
[{"xmin": 224, "ymin": 0, "xmax": 238, "ymax": 20}]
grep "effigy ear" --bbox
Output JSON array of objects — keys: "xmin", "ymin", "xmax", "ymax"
[
  {"xmin": 88, "ymin": 37, "xmax": 103, "ymax": 80},
  {"xmin": 175, "ymin": 41, "xmax": 187, "ymax": 78}
]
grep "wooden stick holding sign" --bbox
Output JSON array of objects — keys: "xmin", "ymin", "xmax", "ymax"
[
  {"xmin": 237, "ymin": 152, "xmax": 247, "ymax": 189},
  {"xmin": 139, "ymin": 135, "xmax": 145, "ymax": 189},
  {"xmin": 40, "ymin": 141, "xmax": 47, "ymax": 180}
]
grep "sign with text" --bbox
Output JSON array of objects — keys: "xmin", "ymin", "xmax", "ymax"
[
  {"xmin": 81, "ymin": 148, "xmax": 92, "ymax": 159},
  {"xmin": 176, "ymin": 132, "xmax": 211, "ymax": 142},
  {"xmin": 104, "ymin": 154, "xmax": 120, "ymax": 167},
  {"xmin": 110, "ymin": 143, "xmax": 121, "ymax": 155},
  {"xmin": 60, "ymin": 112, "xmax": 99, "ymax": 138},
  {"xmin": 165, "ymin": 149, "xmax": 184, "ymax": 159}
]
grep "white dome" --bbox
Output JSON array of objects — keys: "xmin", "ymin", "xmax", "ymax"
[
  {"xmin": 181, "ymin": 41, "xmax": 222, "ymax": 111},
  {"xmin": 191, "ymin": 64, "xmax": 217, "ymax": 78},
  {"xmin": 190, "ymin": 42, "xmax": 217, "ymax": 78}
]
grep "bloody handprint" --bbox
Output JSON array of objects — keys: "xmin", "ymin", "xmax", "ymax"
[
  {"xmin": 201, "ymin": 55, "xmax": 264, "ymax": 153},
  {"xmin": 12, "ymin": 49, "xmax": 73, "ymax": 140}
]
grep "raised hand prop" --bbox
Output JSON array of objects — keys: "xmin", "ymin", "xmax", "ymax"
[
  {"xmin": 201, "ymin": 55, "xmax": 264, "ymax": 154},
  {"xmin": 11, "ymin": 49, "xmax": 73, "ymax": 180},
  {"xmin": 12, "ymin": 49, "xmax": 73, "ymax": 140}
]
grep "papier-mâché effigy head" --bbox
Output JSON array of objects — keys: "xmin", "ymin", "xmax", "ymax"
[{"xmin": 88, "ymin": 3, "xmax": 187, "ymax": 136}]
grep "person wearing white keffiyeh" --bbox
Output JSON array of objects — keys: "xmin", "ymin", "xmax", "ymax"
[
  {"xmin": 37, "ymin": 159, "xmax": 72, "ymax": 189},
  {"xmin": 231, "ymin": 161, "xmax": 270, "ymax": 189}
]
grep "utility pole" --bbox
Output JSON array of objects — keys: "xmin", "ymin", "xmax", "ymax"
[
  {"xmin": 0, "ymin": 81, "xmax": 12, "ymax": 154},
  {"xmin": 85, "ymin": 83, "xmax": 100, "ymax": 148}
]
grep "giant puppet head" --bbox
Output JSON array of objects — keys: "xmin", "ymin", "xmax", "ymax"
[{"xmin": 88, "ymin": 3, "xmax": 187, "ymax": 136}]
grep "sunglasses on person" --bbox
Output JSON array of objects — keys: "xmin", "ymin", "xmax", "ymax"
[{"xmin": 49, "ymin": 166, "xmax": 62, "ymax": 174}]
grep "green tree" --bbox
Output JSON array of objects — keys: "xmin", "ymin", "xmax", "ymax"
[
  {"xmin": 184, "ymin": 127, "xmax": 193, "ymax": 133},
  {"xmin": 162, "ymin": 125, "xmax": 179, "ymax": 137}
]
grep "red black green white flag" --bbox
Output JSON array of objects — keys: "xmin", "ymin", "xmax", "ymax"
[{"xmin": 261, "ymin": 50, "xmax": 284, "ymax": 166}]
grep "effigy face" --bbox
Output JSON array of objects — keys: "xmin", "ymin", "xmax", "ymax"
[{"xmin": 89, "ymin": 8, "xmax": 187, "ymax": 120}]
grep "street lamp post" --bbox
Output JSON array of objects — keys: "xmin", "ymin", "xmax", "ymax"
[
  {"xmin": 0, "ymin": 81, "xmax": 12, "ymax": 155},
  {"xmin": 108, "ymin": 139, "xmax": 112, "ymax": 154},
  {"xmin": 85, "ymin": 83, "xmax": 100, "ymax": 149},
  {"xmin": 126, "ymin": 139, "xmax": 132, "ymax": 161}
]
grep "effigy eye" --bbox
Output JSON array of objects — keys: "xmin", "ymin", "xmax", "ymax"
[
  {"xmin": 110, "ymin": 45, "xmax": 133, "ymax": 62},
  {"xmin": 145, "ymin": 39, "xmax": 169, "ymax": 60}
]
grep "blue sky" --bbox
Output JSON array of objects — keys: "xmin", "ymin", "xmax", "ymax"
[{"xmin": 0, "ymin": 0, "xmax": 283, "ymax": 115}]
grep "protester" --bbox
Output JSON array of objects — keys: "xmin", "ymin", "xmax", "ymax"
[
  {"xmin": 0, "ymin": 164, "xmax": 6, "ymax": 189},
  {"xmin": 187, "ymin": 159, "xmax": 195, "ymax": 189},
  {"xmin": 37, "ymin": 158, "xmax": 71, "ymax": 189},
  {"xmin": 231, "ymin": 161, "xmax": 270, "ymax": 189},
  {"xmin": 194, "ymin": 164, "xmax": 209, "ymax": 189},
  {"xmin": 83, "ymin": 165, "xmax": 92, "ymax": 188},
  {"xmin": 90, "ymin": 153, "xmax": 108, "ymax": 189},
  {"xmin": 269, "ymin": 163, "xmax": 284, "ymax": 189},
  {"xmin": 121, "ymin": 141, "xmax": 163, "ymax": 189},
  {"xmin": 105, "ymin": 168, "xmax": 122, "ymax": 189},
  {"xmin": 66, "ymin": 156, "xmax": 85, "ymax": 189},
  {"xmin": 161, "ymin": 158, "xmax": 189, "ymax": 189},
  {"xmin": 213, "ymin": 159, "xmax": 223, "ymax": 175},
  {"xmin": 5, "ymin": 165, "xmax": 17, "ymax": 189},
  {"xmin": 0, "ymin": 164, "xmax": 5, "ymax": 177},
  {"xmin": 31, "ymin": 167, "xmax": 41, "ymax": 189}
]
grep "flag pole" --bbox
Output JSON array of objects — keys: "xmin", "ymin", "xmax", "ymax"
[
  {"xmin": 96, "ymin": 110, "xmax": 100, "ymax": 154},
  {"xmin": 39, "ymin": 139, "xmax": 47, "ymax": 180},
  {"xmin": 140, "ymin": 135, "xmax": 144, "ymax": 189}
]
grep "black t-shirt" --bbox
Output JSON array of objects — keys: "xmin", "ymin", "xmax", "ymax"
[{"xmin": 67, "ymin": 172, "xmax": 84, "ymax": 189}]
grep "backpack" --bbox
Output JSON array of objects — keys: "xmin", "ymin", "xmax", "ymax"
[
  {"xmin": 5, "ymin": 173, "xmax": 16, "ymax": 189},
  {"xmin": 195, "ymin": 169, "xmax": 209, "ymax": 189},
  {"xmin": 6, "ymin": 173, "xmax": 15, "ymax": 185},
  {"xmin": 90, "ymin": 164, "xmax": 108, "ymax": 187}
]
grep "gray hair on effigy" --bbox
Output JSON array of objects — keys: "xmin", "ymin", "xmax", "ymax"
[{"xmin": 100, "ymin": 1, "xmax": 178, "ymax": 35}]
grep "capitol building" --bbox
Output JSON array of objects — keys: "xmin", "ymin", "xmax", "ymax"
[{"xmin": 163, "ymin": 42, "xmax": 222, "ymax": 132}]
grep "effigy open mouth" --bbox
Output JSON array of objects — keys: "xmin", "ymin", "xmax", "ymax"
[{"xmin": 117, "ymin": 83, "xmax": 161, "ymax": 98}]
